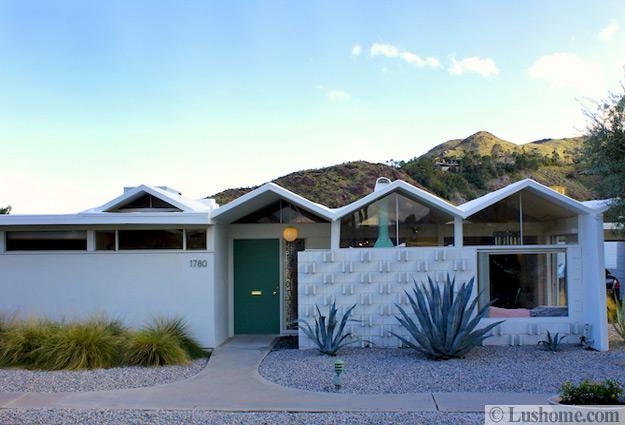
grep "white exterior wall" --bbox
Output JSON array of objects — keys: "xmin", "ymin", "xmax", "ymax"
[
  {"xmin": 0, "ymin": 251, "xmax": 217, "ymax": 347},
  {"xmin": 211, "ymin": 225, "xmax": 229, "ymax": 346},
  {"xmin": 298, "ymin": 245, "xmax": 602, "ymax": 349}
]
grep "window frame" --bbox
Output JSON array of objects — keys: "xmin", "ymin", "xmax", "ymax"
[{"xmin": 476, "ymin": 246, "xmax": 569, "ymax": 319}]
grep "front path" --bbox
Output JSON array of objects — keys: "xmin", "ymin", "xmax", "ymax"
[{"xmin": 0, "ymin": 335, "xmax": 552, "ymax": 413}]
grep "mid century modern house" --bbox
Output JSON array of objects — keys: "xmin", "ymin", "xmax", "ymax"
[{"xmin": 0, "ymin": 178, "xmax": 610, "ymax": 350}]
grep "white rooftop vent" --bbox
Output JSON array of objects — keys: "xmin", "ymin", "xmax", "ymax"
[{"xmin": 374, "ymin": 177, "xmax": 392, "ymax": 192}]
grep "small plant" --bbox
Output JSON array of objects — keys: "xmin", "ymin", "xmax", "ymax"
[
  {"xmin": 33, "ymin": 321, "xmax": 121, "ymax": 370},
  {"xmin": 538, "ymin": 331, "xmax": 566, "ymax": 352},
  {"xmin": 607, "ymin": 295, "xmax": 618, "ymax": 324},
  {"xmin": 124, "ymin": 318, "xmax": 193, "ymax": 367},
  {"xmin": 392, "ymin": 274, "xmax": 503, "ymax": 360},
  {"xmin": 560, "ymin": 379, "xmax": 624, "ymax": 405},
  {"xmin": 613, "ymin": 295, "xmax": 625, "ymax": 341},
  {"xmin": 295, "ymin": 303, "xmax": 358, "ymax": 356}
]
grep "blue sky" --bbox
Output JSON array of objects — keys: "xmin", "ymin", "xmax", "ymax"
[{"xmin": 0, "ymin": 1, "xmax": 623, "ymax": 213}]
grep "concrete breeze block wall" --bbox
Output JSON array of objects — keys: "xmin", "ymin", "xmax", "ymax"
[{"xmin": 297, "ymin": 247, "xmax": 586, "ymax": 349}]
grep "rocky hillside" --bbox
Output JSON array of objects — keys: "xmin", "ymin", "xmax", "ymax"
[{"xmin": 209, "ymin": 131, "xmax": 599, "ymax": 207}]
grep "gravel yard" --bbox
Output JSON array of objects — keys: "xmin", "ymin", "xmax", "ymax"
[
  {"xmin": 0, "ymin": 358, "xmax": 207, "ymax": 393},
  {"xmin": 259, "ymin": 340, "xmax": 625, "ymax": 394},
  {"xmin": 0, "ymin": 409, "xmax": 484, "ymax": 425}
]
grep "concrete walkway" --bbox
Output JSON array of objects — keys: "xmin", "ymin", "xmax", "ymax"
[{"xmin": 0, "ymin": 335, "xmax": 553, "ymax": 413}]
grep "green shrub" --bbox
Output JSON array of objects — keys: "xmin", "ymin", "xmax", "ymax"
[
  {"xmin": 392, "ymin": 274, "xmax": 503, "ymax": 360},
  {"xmin": 607, "ymin": 295, "xmax": 618, "ymax": 324},
  {"xmin": 149, "ymin": 317, "xmax": 207, "ymax": 359},
  {"xmin": 32, "ymin": 320, "xmax": 122, "ymax": 370},
  {"xmin": 124, "ymin": 320, "xmax": 191, "ymax": 367},
  {"xmin": 560, "ymin": 379, "xmax": 623, "ymax": 405},
  {"xmin": 0, "ymin": 319, "xmax": 59, "ymax": 368},
  {"xmin": 613, "ymin": 296, "xmax": 625, "ymax": 339}
]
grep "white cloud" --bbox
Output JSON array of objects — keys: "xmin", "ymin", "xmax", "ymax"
[
  {"xmin": 367, "ymin": 43, "xmax": 440, "ymax": 69},
  {"xmin": 528, "ymin": 52, "xmax": 604, "ymax": 96},
  {"xmin": 351, "ymin": 44, "xmax": 362, "ymax": 57},
  {"xmin": 370, "ymin": 42, "xmax": 399, "ymax": 58},
  {"xmin": 400, "ymin": 51, "xmax": 441, "ymax": 68},
  {"xmin": 448, "ymin": 56, "xmax": 500, "ymax": 77},
  {"xmin": 326, "ymin": 90, "xmax": 350, "ymax": 102},
  {"xmin": 598, "ymin": 20, "xmax": 619, "ymax": 42}
]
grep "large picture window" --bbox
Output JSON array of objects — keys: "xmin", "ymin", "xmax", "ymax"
[
  {"xmin": 6, "ymin": 231, "xmax": 87, "ymax": 251},
  {"xmin": 340, "ymin": 193, "xmax": 454, "ymax": 248},
  {"xmin": 478, "ymin": 250, "xmax": 568, "ymax": 318}
]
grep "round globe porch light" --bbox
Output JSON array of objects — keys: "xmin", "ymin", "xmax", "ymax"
[{"xmin": 283, "ymin": 226, "xmax": 298, "ymax": 242}]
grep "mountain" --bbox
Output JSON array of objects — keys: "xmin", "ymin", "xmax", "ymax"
[
  {"xmin": 209, "ymin": 131, "xmax": 599, "ymax": 207},
  {"xmin": 424, "ymin": 131, "xmax": 583, "ymax": 164}
]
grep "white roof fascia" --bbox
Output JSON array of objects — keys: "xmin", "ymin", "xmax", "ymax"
[
  {"xmin": 458, "ymin": 179, "xmax": 594, "ymax": 218},
  {"xmin": 0, "ymin": 212, "xmax": 210, "ymax": 226},
  {"xmin": 211, "ymin": 183, "xmax": 335, "ymax": 223},
  {"xmin": 332, "ymin": 180, "xmax": 464, "ymax": 220},
  {"xmin": 86, "ymin": 185, "xmax": 209, "ymax": 214},
  {"xmin": 582, "ymin": 199, "xmax": 613, "ymax": 213}
]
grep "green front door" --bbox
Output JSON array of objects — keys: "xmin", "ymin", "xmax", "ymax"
[{"xmin": 234, "ymin": 239, "xmax": 280, "ymax": 334}]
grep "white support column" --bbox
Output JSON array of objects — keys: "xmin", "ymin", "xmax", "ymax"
[
  {"xmin": 0, "ymin": 231, "xmax": 5, "ymax": 253},
  {"xmin": 330, "ymin": 220, "xmax": 341, "ymax": 250},
  {"xmin": 454, "ymin": 216, "xmax": 463, "ymax": 247},
  {"xmin": 86, "ymin": 230, "xmax": 95, "ymax": 252},
  {"xmin": 580, "ymin": 212, "xmax": 609, "ymax": 350}
]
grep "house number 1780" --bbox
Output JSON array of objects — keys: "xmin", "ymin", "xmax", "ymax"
[{"xmin": 189, "ymin": 259, "xmax": 208, "ymax": 268}]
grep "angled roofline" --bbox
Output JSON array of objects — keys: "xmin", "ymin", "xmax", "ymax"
[
  {"xmin": 210, "ymin": 182, "xmax": 335, "ymax": 222},
  {"xmin": 86, "ymin": 185, "xmax": 210, "ymax": 214},
  {"xmin": 458, "ymin": 179, "xmax": 594, "ymax": 217},
  {"xmin": 332, "ymin": 180, "xmax": 464, "ymax": 220}
]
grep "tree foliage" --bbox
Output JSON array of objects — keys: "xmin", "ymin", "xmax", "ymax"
[
  {"xmin": 0, "ymin": 206, "xmax": 10, "ymax": 215},
  {"xmin": 584, "ymin": 86, "xmax": 625, "ymax": 227}
]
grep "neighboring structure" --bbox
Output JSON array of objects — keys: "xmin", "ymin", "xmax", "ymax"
[{"xmin": 0, "ymin": 178, "xmax": 609, "ymax": 350}]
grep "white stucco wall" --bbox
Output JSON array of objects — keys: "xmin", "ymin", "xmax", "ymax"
[
  {"xmin": 298, "ymin": 245, "xmax": 605, "ymax": 350},
  {"xmin": 0, "ymin": 251, "xmax": 217, "ymax": 347}
]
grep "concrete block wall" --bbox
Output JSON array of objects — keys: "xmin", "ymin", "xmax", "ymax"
[
  {"xmin": 298, "ymin": 247, "xmax": 477, "ymax": 348},
  {"xmin": 298, "ymin": 246, "xmax": 586, "ymax": 349}
]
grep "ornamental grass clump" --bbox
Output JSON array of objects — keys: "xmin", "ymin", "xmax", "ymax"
[
  {"xmin": 32, "ymin": 320, "xmax": 122, "ymax": 370},
  {"xmin": 0, "ymin": 314, "xmax": 204, "ymax": 370},
  {"xmin": 392, "ymin": 274, "xmax": 503, "ymax": 360},
  {"xmin": 149, "ymin": 316, "xmax": 208, "ymax": 359},
  {"xmin": 124, "ymin": 317, "xmax": 205, "ymax": 367},
  {"xmin": 296, "ymin": 303, "xmax": 358, "ymax": 356},
  {"xmin": 0, "ymin": 319, "xmax": 59, "ymax": 368}
]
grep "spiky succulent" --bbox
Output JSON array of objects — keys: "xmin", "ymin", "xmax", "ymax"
[
  {"xmin": 392, "ymin": 274, "xmax": 503, "ymax": 360},
  {"xmin": 538, "ymin": 331, "xmax": 566, "ymax": 352},
  {"xmin": 296, "ymin": 303, "xmax": 358, "ymax": 356}
]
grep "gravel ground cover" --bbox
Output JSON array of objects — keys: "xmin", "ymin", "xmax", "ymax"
[
  {"xmin": 0, "ymin": 358, "xmax": 207, "ymax": 393},
  {"xmin": 0, "ymin": 409, "xmax": 484, "ymax": 425},
  {"xmin": 259, "ymin": 342, "xmax": 625, "ymax": 394}
]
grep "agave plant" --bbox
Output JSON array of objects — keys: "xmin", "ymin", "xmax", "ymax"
[
  {"xmin": 296, "ymin": 303, "xmax": 358, "ymax": 356},
  {"xmin": 538, "ymin": 331, "xmax": 566, "ymax": 352},
  {"xmin": 392, "ymin": 274, "xmax": 503, "ymax": 360}
]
